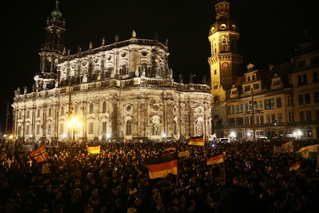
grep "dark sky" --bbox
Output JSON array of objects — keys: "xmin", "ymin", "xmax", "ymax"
[{"xmin": 1, "ymin": 0, "xmax": 318, "ymax": 132}]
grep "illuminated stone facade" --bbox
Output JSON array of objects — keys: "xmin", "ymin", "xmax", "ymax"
[{"xmin": 12, "ymin": 2, "xmax": 213, "ymax": 142}]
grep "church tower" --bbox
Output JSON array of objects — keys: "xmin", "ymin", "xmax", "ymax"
[
  {"xmin": 208, "ymin": 0, "xmax": 242, "ymax": 137},
  {"xmin": 208, "ymin": 0, "xmax": 242, "ymax": 101},
  {"xmin": 35, "ymin": 1, "xmax": 66, "ymax": 91}
]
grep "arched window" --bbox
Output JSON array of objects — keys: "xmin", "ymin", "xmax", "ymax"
[
  {"xmin": 173, "ymin": 120, "xmax": 177, "ymax": 135},
  {"xmin": 102, "ymin": 101, "xmax": 107, "ymax": 113},
  {"xmin": 126, "ymin": 120, "xmax": 132, "ymax": 135},
  {"xmin": 196, "ymin": 121, "xmax": 203, "ymax": 136},
  {"xmin": 89, "ymin": 103, "xmax": 94, "ymax": 113},
  {"xmin": 120, "ymin": 64, "xmax": 127, "ymax": 75}
]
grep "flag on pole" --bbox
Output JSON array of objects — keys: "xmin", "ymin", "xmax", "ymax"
[
  {"xmin": 282, "ymin": 141, "xmax": 294, "ymax": 153},
  {"xmin": 178, "ymin": 150, "xmax": 190, "ymax": 158},
  {"xmin": 295, "ymin": 144, "xmax": 319, "ymax": 161},
  {"xmin": 289, "ymin": 161, "xmax": 302, "ymax": 171},
  {"xmin": 30, "ymin": 145, "xmax": 48, "ymax": 163},
  {"xmin": 87, "ymin": 145, "xmax": 101, "ymax": 154},
  {"xmin": 146, "ymin": 153, "xmax": 178, "ymax": 179},
  {"xmin": 188, "ymin": 136, "xmax": 204, "ymax": 146},
  {"xmin": 274, "ymin": 146, "xmax": 285, "ymax": 154},
  {"xmin": 165, "ymin": 146, "xmax": 177, "ymax": 152},
  {"xmin": 207, "ymin": 154, "xmax": 224, "ymax": 165}
]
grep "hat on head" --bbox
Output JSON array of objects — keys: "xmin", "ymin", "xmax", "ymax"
[
  {"xmin": 127, "ymin": 207, "xmax": 137, "ymax": 213},
  {"xmin": 129, "ymin": 188, "xmax": 137, "ymax": 195},
  {"xmin": 156, "ymin": 204, "xmax": 165, "ymax": 212}
]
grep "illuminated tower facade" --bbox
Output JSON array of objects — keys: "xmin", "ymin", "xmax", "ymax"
[
  {"xmin": 208, "ymin": 0, "xmax": 242, "ymax": 137},
  {"xmin": 35, "ymin": 1, "xmax": 66, "ymax": 91}
]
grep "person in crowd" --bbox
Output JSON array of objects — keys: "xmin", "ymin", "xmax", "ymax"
[{"xmin": 0, "ymin": 138, "xmax": 318, "ymax": 213}]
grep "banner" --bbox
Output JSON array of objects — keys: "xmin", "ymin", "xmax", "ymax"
[
  {"xmin": 207, "ymin": 154, "xmax": 224, "ymax": 165},
  {"xmin": 87, "ymin": 145, "xmax": 101, "ymax": 154},
  {"xmin": 146, "ymin": 153, "xmax": 178, "ymax": 179},
  {"xmin": 295, "ymin": 144, "xmax": 319, "ymax": 161},
  {"xmin": 178, "ymin": 150, "xmax": 190, "ymax": 158},
  {"xmin": 30, "ymin": 145, "xmax": 48, "ymax": 163},
  {"xmin": 188, "ymin": 136, "xmax": 204, "ymax": 146},
  {"xmin": 289, "ymin": 161, "xmax": 302, "ymax": 171},
  {"xmin": 282, "ymin": 141, "xmax": 294, "ymax": 153}
]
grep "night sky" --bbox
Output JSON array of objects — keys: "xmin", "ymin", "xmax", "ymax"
[{"xmin": 1, "ymin": 0, "xmax": 318, "ymax": 132}]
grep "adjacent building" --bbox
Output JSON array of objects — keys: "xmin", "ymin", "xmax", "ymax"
[{"xmin": 209, "ymin": 0, "xmax": 319, "ymax": 139}]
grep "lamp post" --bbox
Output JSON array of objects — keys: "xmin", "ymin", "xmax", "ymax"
[
  {"xmin": 250, "ymin": 88, "xmax": 256, "ymax": 141},
  {"xmin": 67, "ymin": 117, "xmax": 81, "ymax": 143}
]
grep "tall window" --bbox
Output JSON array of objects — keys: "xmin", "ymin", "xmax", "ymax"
[
  {"xmin": 298, "ymin": 94, "xmax": 304, "ymax": 105},
  {"xmin": 306, "ymin": 111, "xmax": 311, "ymax": 121},
  {"xmin": 300, "ymin": 111, "xmax": 305, "ymax": 122},
  {"xmin": 75, "ymin": 104, "xmax": 78, "ymax": 114},
  {"xmin": 315, "ymin": 92, "xmax": 319, "ymax": 103},
  {"xmin": 271, "ymin": 114, "xmax": 276, "ymax": 123},
  {"xmin": 214, "ymin": 107, "xmax": 219, "ymax": 116},
  {"xmin": 102, "ymin": 101, "xmax": 107, "ymax": 113},
  {"xmin": 315, "ymin": 110, "xmax": 319, "ymax": 121},
  {"xmin": 89, "ymin": 103, "xmax": 94, "ymax": 113},
  {"xmin": 60, "ymin": 106, "xmax": 64, "ymax": 116},
  {"xmin": 89, "ymin": 122, "xmax": 94, "ymax": 134},
  {"xmin": 258, "ymin": 101, "xmax": 263, "ymax": 110},
  {"xmin": 196, "ymin": 121, "xmax": 203, "ymax": 135},
  {"xmin": 36, "ymin": 125, "xmax": 40, "ymax": 135},
  {"xmin": 276, "ymin": 97, "xmax": 282, "ymax": 108},
  {"xmin": 305, "ymin": 93, "xmax": 310, "ymax": 104},
  {"xmin": 47, "ymin": 124, "xmax": 51, "ymax": 135},
  {"xmin": 26, "ymin": 126, "xmax": 29, "ymax": 135},
  {"xmin": 102, "ymin": 122, "xmax": 107, "ymax": 133},
  {"xmin": 265, "ymin": 99, "xmax": 274, "ymax": 110},
  {"xmin": 173, "ymin": 121, "xmax": 177, "ymax": 135},
  {"xmin": 278, "ymin": 113, "xmax": 283, "ymax": 123},
  {"xmin": 287, "ymin": 95, "xmax": 294, "ymax": 106},
  {"xmin": 48, "ymin": 108, "xmax": 52, "ymax": 117},
  {"xmin": 126, "ymin": 120, "xmax": 132, "ymax": 135},
  {"xmin": 37, "ymin": 109, "xmax": 41, "ymax": 117},
  {"xmin": 288, "ymin": 112, "xmax": 294, "ymax": 123},
  {"xmin": 59, "ymin": 124, "xmax": 64, "ymax": 134},
  {"xmin": 260, "ymin": 115, "xmax": 264, "ymax": 124},
  {"xmin": 266, "ymin": 114, "xmax": 270, "ymax": 123}
]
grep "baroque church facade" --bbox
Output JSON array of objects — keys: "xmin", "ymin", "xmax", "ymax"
[{"xmin": 12, "ymin": 1, "xmax": 213, "ymax": 143}]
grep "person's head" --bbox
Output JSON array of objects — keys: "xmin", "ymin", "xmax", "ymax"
[
  {"xmin": 134, "ymin": 197, "xmax": 143, "ymax": 207},
  {"xmin": 156, "ymin": 204, "xmax": 165, "ymax": 213},
  {"xmin": 127, "ymin": 207, "xmax": 137, "ymax": 213},
  {"xmin": 153, "ymin": 194, "xmax": 162, "ymax": 205},
  {"xmin": 84, "ymin": 205, "xmax": 94, "ymax": 213}
]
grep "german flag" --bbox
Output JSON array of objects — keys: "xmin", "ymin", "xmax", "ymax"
[
  {"xmin": 289, "ymin": 161, "xmax": 302, "ymax": 171},
  {"xmin": 165, "ymin": 146, "xmax": 177, "ymax": 152},
  {"xmin": 30, "ymin": 145, "xmax": 48, "ymax": 163},
  {"xmin": 206, "ymin": 154, "xmax": 224, "ymax": 165},
  {"xmin": 146, "ymin": 153, "xmax": 178, "ymax": 179},
  {"xmin": 188, "ymin": 136, "xmax": 204, "ymax": 146},
  {"xmin": 87, "ymin": 145, "xmax": 101, "ymax": 154}
]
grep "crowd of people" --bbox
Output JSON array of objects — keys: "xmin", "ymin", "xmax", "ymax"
[{"xmin": 0, "ymin": 138, "xmax": 318, "ymax": 213}]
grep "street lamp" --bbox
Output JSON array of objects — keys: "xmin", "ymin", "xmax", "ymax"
[
  {"xmin": 67, "ymin": 117, "xmax": 82, "ymax": 143},
  {"xmin": 162, "ymin": 133, "xmax": 166, "ymax": 142},
  {"xmin": 250, "ymin": 88, "xmax": 257, "ymax": 141}
]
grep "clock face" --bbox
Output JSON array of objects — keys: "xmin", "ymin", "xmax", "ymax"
[{"xmin": 222, "ymin": 62, "xmax": 229, "ymax": 68}]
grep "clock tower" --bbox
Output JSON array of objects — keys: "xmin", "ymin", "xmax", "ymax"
[
  {"xmin": 208, "ymin": 0, "xmax": 242, "ymax": 138},
  {"xmin": 208, "ymin": 0, "xmax": 242, "ymax": 102}
]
